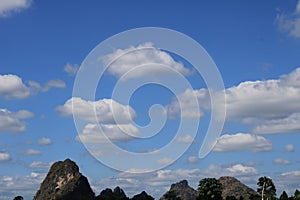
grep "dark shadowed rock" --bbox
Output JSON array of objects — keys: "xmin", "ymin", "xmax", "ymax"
[
  {"xmin": 34, "ymin": 158, "xmax": 94, "ymax": 200},
  {"xmin": 95, "ymin": 186, "xmax": 129, "ymax": 200},
  {"xmin": 131, "ymin": 191, "xmax": 154, "ymax": 200},
  {"xmin": 219, "ymin": 176, "xmax": 257, "ymax": 199},
  {"xmin": 160, "ymin": 180, "xmax": 198, "ymax": 200}
]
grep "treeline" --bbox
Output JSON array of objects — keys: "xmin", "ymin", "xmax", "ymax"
[{"xmin": 163, "ymin": 176, "xmax": 299, "ymax": 200}]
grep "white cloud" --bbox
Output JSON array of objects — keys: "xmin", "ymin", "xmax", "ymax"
[
  {"xmin": 0, "ymin": 0, "xmax": 31, "ymax": 17},
  {"xmin": 0, "ymin": 172, "xmax": 45, "ymax": 200},
  {"xmin": 0, "ymin": 151, "xmax": 11, "ymax": 162},
  {"xmin": 28, "ymin": 161, "xmax": 52, "ymax": 169},
  {"xmin": 64, "ymin": 63, "xmax": 79, "ymax": 76},
  {"xmin": 95, "ymin": 163, "xmax": 258, "ymax": 199},
  {"xmin": 167, "ymin": 88, "xmax": 207, "ymax": 119},
  {"xmin": 0, "ymin": 108, "xmax": 34, "ymax": 133},
  {"xmin": 156, "ymin": 158, "xmax": 174, "ymax": 166},
  {"xmin": 285, "ymin": 144, "xmax": 295, "ymax": 152},
  {"xmin": 19, "ymin": 148, "xmax": 41, "ymax": 155},
  {"xmin": 226, "ymin": 164, "xmax": 258, "ymax": 175},
  {"xmin": 0, "ymin": 74, "xmax": 66, "ymax": 100},
  {"xmin": 253, "ymin": 112, "xmax": 300, "ymax": 134},
  {"xmin": 37, "ymin": 137, "xmax": 52, "ymax": 145},
  {"xmin": 76, "ymin": 123, "xmax": 141, "ymax": 143},
  {"xmin": 275, "ymin": 170, "xmax": 300, "ymax": 195},
  {"xmin": 187, "ymin": 156, "xmax": 198, "ymax": 164},
  {"xmin": 43, "ymin": 80, "xmax": 66, "ymax": 91},
  {"xmin": 170, "ymin": 68, "xmax": 300, "ymax": 122},
  {"xmin": 273, "ymin": 158, "xmax": 291, "ymax": 165},
  {"xmin": 57, "ymin": 97, "xmax": 135, "ymax": 124},
  {"xmin": 102, "ymin": 42, "xmax": 191, "ymax": 81},
  {"xmin": 213, "ymin": 133, "xmax": 272, "ymax": 152},
  {"xmin": 0, "ymin": 74, "xmax": 30, "ymax": 99},
  {"xmin": 175, "ymin": 135, "xmax": 194, "ymax": 143},
  {"xmin": 276, "ymin": 0, "xmax": 300, "ymax": 38}
]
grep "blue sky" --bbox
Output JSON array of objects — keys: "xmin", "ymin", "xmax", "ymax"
[{"xmin": 1, "ymin": 0, "xmax": 300, "ymax": 199}]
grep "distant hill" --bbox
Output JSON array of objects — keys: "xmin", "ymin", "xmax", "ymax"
[
  {"xmin": 33, "ymin": 158, "xmax": 259, "ymax": 200},
  {"xmin": 219, "ymin": 176, "xmax": 257, "ymax": 199},
  {"xmin": 160, "ymin": 180, "xmax": 198, "ymax": 200}
]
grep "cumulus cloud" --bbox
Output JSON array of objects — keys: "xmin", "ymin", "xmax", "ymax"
[
  {"xmin": 273, "ymin": 158, "xmax": 291, "ymax": 165},
  {"xmin": 0, "ymin": 0, "xmax": 31, "ymax": 17},
  {"xmin": 37, "ymin": 137, "xmax": 52, "ymax": 145},
  {"xmin": 57, "ymin": 97, "xmax": 135, "ymax": 124},
  {"xmin": 0, "ymin": 151, "xmax": 11, "ymax": 162},
  {"xmin": 187, "ymin": 156, "xmax": 198, "ymax": 164},
  {"xmin": 285, "ymin": 144, "xmax": 295, "ymax": 152},
  {"xmin": 0, "ymin": 172, "xmax": 45, "ymax": 200},
  {"xmin": 19, "ymin": 148, "xmax": 41, "ymax": 155},
  {"xmin": 0, "ymin": 108, "xmax": 34, "ymax": 133},
  {"xmin": 213, "ymin": 133, "xmax": 272, "ymax": 152},
  {"xmin": 76, "ymin": 123, "xmax": 141, "ymax": 143},
  {"xmin": 168, "ymin": 68, "xmax": 300, "ymax": 123},
  {"xmin": 102, "ymin": 42, "xmax": 191, "ymax": 81},
  {"xmin": 167, "ymin": 88, "xmax": 207, "ymax": 119},
  {"xmin": 0, "ymin": 74, "xmax": 66, "ymax": 100},
  {"xmin": 0, "ymin": 74, "xmax": 30, "ymax": 99},
  {"xmin": 253, "ymin": 113, "xmax": 300, "ymax": 134},
  {"xmin": 167, "ymin": 67, "xmax": 300, "ymax": 135},
  {"xmin": 276, "ymin": 0, "xmax": 300, "ymax": 38},
  {"xmin": 64, "ymin": 63, "xmax": 79, "ymax": 76}
]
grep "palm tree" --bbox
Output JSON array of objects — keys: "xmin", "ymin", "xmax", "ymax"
[{"xmin": 257, "ymin": 176, "xmax": 276, "ymax": 200}]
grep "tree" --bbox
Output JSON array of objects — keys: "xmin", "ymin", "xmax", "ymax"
[
  {"xmin": 294, "ymin": 189, "xmax": 300, "ymax": 200},
  {"xmin": 257, "ymin": 176, "xmax": 276, "ymax": 200},
  {"xmin": 279, "ymin": 191, "xmax": 289, "ymax": 200},
  {"xmin": 13, "ymin": 196, "xmax": 23, "ymax": 200},
  {"xmin": 198, "ymin": 178, "xmax": 223, "ymax": 200}
]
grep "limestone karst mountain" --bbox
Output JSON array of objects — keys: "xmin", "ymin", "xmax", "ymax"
[
  {"xmin": 131, "ymin": 191, "xmax": 154, "ymax": 200},
  {"xmin": 160, "ymin": 180, "xmax": 198, "ymax": 200},
  {"xmin": 34, "ymin": 158, "xmax": 94, "ymax": 200},
  {"xmin": 32, "ymin": 158, "xmax": 258, "ymax": 200},
  {"xmin": 218, "ymin": 176, "xmax": 257, "ymax": 199},
  {"xmin": 95, "ymin": 186, "xmax": 129, "ymax": 200}
]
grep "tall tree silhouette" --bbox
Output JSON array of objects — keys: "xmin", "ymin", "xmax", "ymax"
[{"xmin": 257, "ymin": 176, "xmax": 276, "ymax": 200}]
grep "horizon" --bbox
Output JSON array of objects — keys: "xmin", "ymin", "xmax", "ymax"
[{"xmin": 1, "ymin": 1, "xmax": 300, "ymax": 199}]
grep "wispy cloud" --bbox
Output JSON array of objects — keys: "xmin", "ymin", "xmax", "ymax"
[
  {"xmin": 0, "ymin": 109, "xmax": 34, "ymax": 133},
  {"xmin": 28, "ymin": 161, "xmax": 52, "ymax": 169},
  {"xmin": 64, "ymin": 63, "xmax": 79, "ymax": 76},
  {"xmin": 0, "ymin": 0, "xmax": 31, "ymax": 17},
  {"xmin": 37, "ymin": 137, "xmax": 52, "ymax": 146},
  {"xmin": 19, "ymin": 148, "xmax": 41, "ymax": 155},
  {"xmin": 276, "ymin": 0, "xmax": 300, "ymax": 38},
  {"xmin": 273, "ymin": 158, "xmax": 291, "ymax": 165}
]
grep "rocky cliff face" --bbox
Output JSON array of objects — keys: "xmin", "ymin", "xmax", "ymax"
[
  {"xmin": 95, "ymin": 186, "xmax": 129, "ymax": 200},
  {"xmin": 219, "ymin": 176, "xmax": 257, "ymax": 199},
  {"xmin": 34, "ymin": 158, "xmax": 94, "ymax": 200},
  {"xmin": 160, "ymin": 180, "xmax": 198, "ymax": 200}
]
